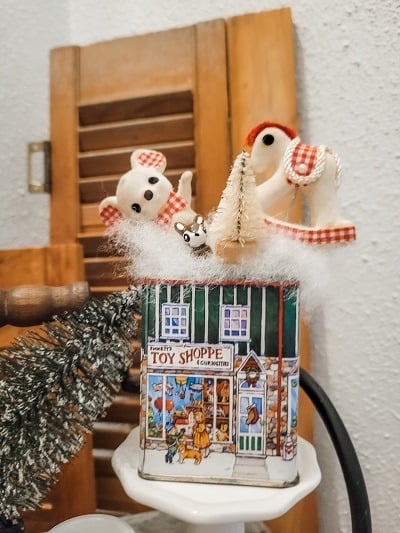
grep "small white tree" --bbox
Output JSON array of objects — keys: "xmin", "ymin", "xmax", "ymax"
[{"xmin": 208, "ymin": 151, "xmax": 263, "ymax": 262}]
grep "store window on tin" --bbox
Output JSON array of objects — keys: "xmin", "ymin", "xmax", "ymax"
[
  {"xmin": 220, "ymin": 305, "xmax": 250, "ymax": 341},
  {"xmin": 162, "ymin": 303, "xmax": 190, "ymax": 339}
]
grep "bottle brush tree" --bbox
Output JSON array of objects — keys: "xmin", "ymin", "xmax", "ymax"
[{"xmin": 208, "ymin": 151, "xmax": 264, "ymax": 263}]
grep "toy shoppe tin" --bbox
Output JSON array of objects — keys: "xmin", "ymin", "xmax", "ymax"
[{"xmin": 138, "ymin": 279, "xmax": 300, "ymax": 487}]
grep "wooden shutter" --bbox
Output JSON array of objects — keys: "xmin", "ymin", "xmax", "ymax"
[
  {"xmin": 50, "ymin": 20, "xmax": 230, "ymax": 514},
  {"xmin": 78, "ymin": 90, "xmax": 196, "ymax": 297},
  {"xmin": 50, "ymin": 8, "xmax": 317, "ymax": 531},
  {"xmin": 226, "ymin": 11, "xmax": 318, "ymax": 533}
]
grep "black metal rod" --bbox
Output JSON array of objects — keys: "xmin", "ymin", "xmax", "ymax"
[{"xmin": 300, "ymin": 367, "xmax": 372, "ymax": 533}]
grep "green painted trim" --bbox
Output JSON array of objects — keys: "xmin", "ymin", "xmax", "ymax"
[
  {"xmin": 222, "ymin": 285, "xmax": 234, "ymax": 304},
  {"xmin": 265, "ymin": 286, "xmax": 279, "ymax": 356},
  {"xmin": 250, "ymin": 286, "xmax": 262, "ymax": 355},
  {"xmin": 194, "ymin": 286, "xmax": 205, "ymax": 343},
  {"xmin": 283, "ymin": 286, "xmax": 298, "ymax": 358},
  {"xmin": 207, "ymin": 285, "xmax": 221, "ymax": 344},
  {"xmin": 170, "ymin": 284, "xmax": 181, "ymax": 303}
]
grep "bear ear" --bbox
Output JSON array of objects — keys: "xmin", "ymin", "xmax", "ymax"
[
  {"xmin": 99, "ymin": 196, "xmax": 123, "ymax": 227},
  {"xmin": 131, "ymin": 149, "xmax": 167, "ymax": 172}
]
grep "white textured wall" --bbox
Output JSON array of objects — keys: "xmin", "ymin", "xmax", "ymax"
[
  {"xmin": 0, "ymin": 1, "xmax": 70, "ymax": 248},
  {"xmin": 1, "ymin": 1, "xmax": 399, "ymax": 532}
]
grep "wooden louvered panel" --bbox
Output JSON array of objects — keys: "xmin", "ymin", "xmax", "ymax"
[
  {"xmin": 77, "ymin": 91, "xmax": 197, "ymax": 255},
  {"xmin": 80, "ymin": 204, "xmax": 104, "ymax": 232},
  {"xmin": 78, "ymin": 140, "xmax": 195, "ymax": 177},
  {"xmin": 93, "ymin": 422, "xmax": 133, "ymax": 450},
  {"xmin": 92, "ymin": 373, "xmax": 141, "ymax": 511},
  {"xmin": 77, "ymin": 233, "xmax": 112, "ymax": 258},
  {"xmin": 94, "ymin": 449, "xmax": 115, "ymax": 477},
  {"xmin": 80, "ymin": 175, "xmax": 120, "ymax": 204},
  {"xmin": 79, "ymin": 114, "xmax": 194, "ymax": 152},
  {"xmin": 126, "ymin": 364, "xmax": 142, "ymax": 383},
  {"xmin": 103, "ymin": 393, "xmax": 141, "ymax": 424},
  {"xmin": 50, "ymin": 24, "xmax": 230, "ymax": 247},
  {"xmin": 77, "ymin": 90, "xmax": 197, "ymax": 304},
  {"xmin": 78, "ymin": 90, "xmax": 193, "ymax": 126},
  {"xmin": 84, "ymin": 256, "xmax": 128, "ymax": 287}
]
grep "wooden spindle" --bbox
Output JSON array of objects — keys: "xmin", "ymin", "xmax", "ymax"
[{"xmin": 0, "ymin": 282, "xmax": 90, "ymax": 327}]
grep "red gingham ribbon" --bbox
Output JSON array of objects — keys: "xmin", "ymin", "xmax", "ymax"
[
  {"xmin": 264, "ymin": 216, "xmax": 356, "ymax": 245},
  {"xmin": 155, "ymin": 191, "xmax": 187, "ymax": 226},
  {"xmin": 137, "ymin": 150, "xmax": 166, "ymax": 169},
  {"xmin": 99, "ymin": 204, "xmax": 122, "ymax": 228},
  {"xmin": 291, "ymin": 142, "xmax": 318, "ymax": 178}
]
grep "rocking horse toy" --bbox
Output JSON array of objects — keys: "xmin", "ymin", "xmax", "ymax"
[{"xmin": 246, "ymin": 121, "xmax": 356, "ymax": 244}]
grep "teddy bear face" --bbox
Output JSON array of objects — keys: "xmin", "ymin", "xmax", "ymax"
[
  {"xmin": 116, "ymin": 165, "xmax": 173, "ymax": 221},
  {"xmin": 99, "ymin": 148, "xmax": 195, "ymax": 229}
]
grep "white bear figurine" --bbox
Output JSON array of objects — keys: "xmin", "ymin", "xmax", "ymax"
[{"xmin": 99, "ymin": 149, "xmax": 196, "ymax": 228}]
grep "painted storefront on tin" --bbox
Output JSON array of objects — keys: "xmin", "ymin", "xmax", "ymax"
[{"xmin": 139, "ymin": 279, "xmax": 300, "ymax": 487}]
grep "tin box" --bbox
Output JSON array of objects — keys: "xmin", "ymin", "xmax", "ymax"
[{"xmin": 138, "ymin": 279, "xmax": 300, "ymax": 487}]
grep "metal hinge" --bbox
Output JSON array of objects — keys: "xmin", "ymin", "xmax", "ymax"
[{"xmin": 27, "ymin": 141, "xmax": 51, "ymax": 193}]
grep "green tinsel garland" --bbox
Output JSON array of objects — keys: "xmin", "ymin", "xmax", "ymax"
[{"xmin": 0, "ymin": 287, "xmax": 141, "ymax": 519}]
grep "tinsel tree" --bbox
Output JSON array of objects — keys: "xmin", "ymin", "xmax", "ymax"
[
  {"xmin": 0, "ymin": 287, "xmax": 141, "ymax": 521},
  {"xmin": 208, "ymin": 150, "xmax": 263, "ymax": 246}
]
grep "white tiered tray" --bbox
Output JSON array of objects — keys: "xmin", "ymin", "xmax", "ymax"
[{"xmin": 112, "ymin": 427, "xmax": 321, "ymax": 533}]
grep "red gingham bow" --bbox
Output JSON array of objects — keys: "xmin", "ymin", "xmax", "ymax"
[
  {"xmin": 155, "ymin": 191, "xmax": 187, "ymax": 226},
  {"xmin": 99, "ymin": 204, "xmax": 122, "ymax": 228}
]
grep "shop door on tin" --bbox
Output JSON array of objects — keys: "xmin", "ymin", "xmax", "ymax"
[{"xmin": 237, "ymin": 393, "xmax": 265, "ymax": 455}]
